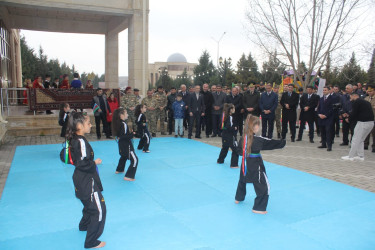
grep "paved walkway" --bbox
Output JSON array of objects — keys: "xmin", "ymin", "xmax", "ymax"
[{"xmin": 1, "ymin": 131, "xmax": 374, "ymax": 199}]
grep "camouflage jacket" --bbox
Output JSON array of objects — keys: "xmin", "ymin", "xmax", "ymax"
[
  {"xmin": 153, "ymin": 92, "xmax": 168, "ymax": 109},
  {"xmin": 141, "ymin": 96, "xmax": 157, "ymax": 110},
  {"xmin": 121, "ymin": 93, "xmax": 139, "ymax": 110}
]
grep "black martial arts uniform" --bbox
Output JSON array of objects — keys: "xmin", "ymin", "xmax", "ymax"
[
  {"xmin": 235, "ymin": 135, "xmax": 286, "ymax": 212},
  {"xmin": 136, "ymin": 113, "xmax": 151, "ymax": 151},
  {"xmin": 58, "ymin": 111, "xmax": 69, "ymax": 137},
  {"xmin": 116, "ymin": 120, "xmax": 138, "ymax": 178},
  {"xmin": 71, "ymin": 135, "xmax": 106, "ymax": 249},
  {"xmin": 217, "ymin": 115, "xmax": 239, "ymax": 167}
]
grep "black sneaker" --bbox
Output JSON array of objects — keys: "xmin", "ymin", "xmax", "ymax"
[
  {"xmin": 318, "ymin": 145, "xmax": 327, "ymax": 148},
  {"xmin": 310, "ymin": 139, "xmax": 314, "ymax": 143},
  {"xmin": 195, "ymin": 136, "xmax": 201, "ymax": 139},
  {"xmin": 340, "ymin": 143, "xmax": 348, "ymax": 146},
  {"xmin": 188, "ymin": 135, "xmax": 192, "ymax": 139},
  {"xmin": 174, "ymin": 135, "xmax": 178, "ymax": 138},
  {"xmin": 296, "ymin": 138, "xmax": 302, "ymax": 141}
]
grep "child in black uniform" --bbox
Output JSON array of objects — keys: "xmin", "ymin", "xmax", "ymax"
[
  {"xmin": 58, "ymin": 103, "xmax": 70, "ymax": 137},
  {"xmin": 135, "ymin": 104, "xmax": 151, "ymax": 153},
  {"xmin": 112, "ymin": 108, "xmax": 138, "ymax": 181},
  {"xmin": 235, "ymin": 115, "xmax": 286, "ymax": 214},
  {"xmin": 217, "ymin": 103, "xmax": 239, "ymax": 168},
  {"xmin": 66, "ymin": 112, "xmax": 106, "ymax": 248}
]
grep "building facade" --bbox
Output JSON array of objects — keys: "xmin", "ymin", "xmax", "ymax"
[{"xmin": 149, "ymin": 53, "xmax": 197, "ymax": 86}]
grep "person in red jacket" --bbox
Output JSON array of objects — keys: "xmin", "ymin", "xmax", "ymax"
[
  {"xmin": 85, "ymin": 80, "xmax": 94, "ymax": 89},
  {"xmin": 23, "ymin": 78, "xmax": 32, "ymax": 105},
  {"xmin": 107, "ymin": 93, "xmax": 119, "ymax": 136},
  {"xmin": 59, "ymin": 74, "xmax": 70, "ymax": 89},
  {"xmin": 32, "ymin": 76, "xmax": 44, "ymax": 89}
]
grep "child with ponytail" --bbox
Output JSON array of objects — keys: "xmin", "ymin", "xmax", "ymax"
[
  {"xmin": 235, "ymin": 114, "xmax": 286, "ymax": 214},
  {"xmin": 66, "ymin": 112, "xmax": 106, "ymax": 248},
  {"xmin": 112, "ymin": 108, "xmax": 138, "ymax": 181},
  {"xmin": 217, "ymin": 103, "xmax": 239, "ymax": 168}
]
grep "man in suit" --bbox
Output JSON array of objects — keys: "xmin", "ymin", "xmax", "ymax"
[
  {"xmin": 242, "ymin": 83, "xmax": 260, "ymax": 117},
  {"xmin": 211, "ymin": 85, "xmax": 226, "ymax": 137},
  {"xmin": 188, "ymin": 85, "xmax": 205, "ymax": 139},
  {"xmin": 180, "ymin": 84, "xmax": 190, "ymax": 130},
  {"xmin": 332, "ymin": 85, "xmax": 342, "ymax": 138},
  {"xmin": 280, "ymin": 84, "xmax": 300, "ymax": 142},
  {"xmin": 297, "ymin": 86, "xmax": 320, "ymax": 143},
  {"xmin": 201, "ymin": 83, "xmax": 214, "ymax": 138},
  {"xmin": 225, "ymin": 87, "xmax": 243, "ymax": 135},
  {"xmin": 318, "ymin": 86, "xmax": 334, "ymax": 151},
  {"xmin": 259, "ymin": 84, "xmax": 278, "ymax": 138}
]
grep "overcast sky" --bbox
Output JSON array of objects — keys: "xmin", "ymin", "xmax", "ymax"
[{"xmin": 21, "ymin": 0, "xmax": 374, "ymax": 77}]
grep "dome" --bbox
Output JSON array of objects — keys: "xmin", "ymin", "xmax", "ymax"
[{"xmin": 167, "ymin": 53, "xmax": 187, "ymax": 63}]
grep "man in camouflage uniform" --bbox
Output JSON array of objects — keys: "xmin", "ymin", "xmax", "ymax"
[
  {"xmin": 273, "ymin": 85, "xmax": 282, "ymax": 139},
  {"xmin": 141, "ymin": 90, "xmax": 157, "ymax": 137},
  {"xmin": 121, "ymin": 87, "xmax": 139, "ymax": 132},
  {"xmin": 154, "ymin": 86, "xmax": 168, "ymax": 135}
]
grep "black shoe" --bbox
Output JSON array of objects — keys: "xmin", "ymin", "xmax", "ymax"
[
  {"xmin": 296, "ymin": 138, "xmax": 302, "ymax": 141},
  {"xmin": 180, "ymin": 135, "xmax": 184, "ymax": 138},
  {"xmin": 318, "ymin": 145, "xmax": 327, "ymax": 148},
  {"xmin": 336, "ymin": 134, "xmax": 340, "ymax": 137},
  {"xmin": 327, "ymin": 148, "xmax": 332, "ymax": 151},
  {"xmin": 291, "ymin": 138, "xmax": 295, "ymax": 142},
  {"xmin": 106, "ymin": 136, "xmax": 113, "ymax": 139},
  {"xmin": 372, "ymin": 149, "xmax": 375, "ymax": 153},
  {"xmin": 188, "ymin": 135, "xmax": 192, "ymax": 139},
  {"xmin": 97, "ymin": 136, "xmax": 101, "ymax": 140},
  {"xmin": 211, "ymin": 134, "xmax": 217, "ymax": 138},
  {"xmin": 206, "ymin": 135, "xmax": 210, "ymax": 138},
  {"xmin": 161, "ymin": 132, "xmax": 166, "ymax": 135},
  {"xmin": 169, "ymin": 132, "xmax": 172, "ymax": 135},
  {"xmin": 218, "ymin": 134, "xmax": 222, "ymax": 137},
  {"xmin": 364, "ymin": 146, "xmax": 368, "ymax": 150},
  {"xmin": 310, "ymin": 139, "xmax": 314, "ymax": 143},
  {"xmin": 340, "ymin": 143, "xmax": 348, "ymax": 146},
  {"xmin": 174, "ymin": 135, "xmax": 178, "ymax": 138},
  {"xmin": 277, "ymin": 133, "xmax": 281, "ymax": 139},
  {"xmin": 195, "ymin": 136, "xmax": 201, "ymax": 139},
  {"xmin": 152, "ymin": 133, "xmax": 156, "ymax": 137}
]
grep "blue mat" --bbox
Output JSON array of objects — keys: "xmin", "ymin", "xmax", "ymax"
[{"xmin": 0, "ymin": 137, "xmax": 375, "ymax": 249}]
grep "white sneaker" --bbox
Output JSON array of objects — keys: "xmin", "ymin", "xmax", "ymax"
[
  {"xmin": 353, "ymin": 156, "xmax": 364, "ymax": 161},
  {"xmin": 341, "ymin": 156, "xmax": 354, "ymax": 161}
]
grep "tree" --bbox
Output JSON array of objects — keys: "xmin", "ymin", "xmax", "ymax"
[
  {"xmin": 339, "ymin": 52, "xmax": 367, "ymax": 88},
  {"xmin": 155, "ymin": 68, "xmax": 173, "ymax": 90},
  {"xmin": 261, "ymin": 50, "xmax": 285, "ymax": 85},
  {"xmin": 246, "ymin": 0, "xmax": 362, "ymax": 89},
  {"xmin": 236, "ymin": 53, "xmax": 261, "ymax": 84},
  {"xmin": 174, "ymin": 68, "xmax": 192, "ymax": 88},
  {"xmin": 20, "ymin": 36, "xmax": 37, "ymax": 82},
  {"xmin": 368, "ymin": 48, "xmax": 375, "ymax": 85},
  {"xmin": 193, "ymin": 50, "xmax": 216, "ymax": 86}
]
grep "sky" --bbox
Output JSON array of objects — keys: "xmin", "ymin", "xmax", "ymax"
[{"xmin": 21, "ymin": 0, "xmax": 375, "ymax": 77}]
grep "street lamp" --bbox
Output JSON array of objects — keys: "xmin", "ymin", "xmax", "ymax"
[{"xmin": 212, "ymin": 32, "xmax": 226, "ymax": 67}]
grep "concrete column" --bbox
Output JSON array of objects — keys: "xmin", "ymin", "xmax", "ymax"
[
  {"xmin": 105, "ymin": 31, "xmax": 119, "ymax": 88},
  {"xmin": 128, "ymin": 8, "xmax": 148, "ymax": 96}
]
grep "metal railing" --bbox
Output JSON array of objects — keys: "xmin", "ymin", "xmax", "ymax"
[{"xmin": 0, "ymin": 88, "xmax": 28, "ymax": 116}]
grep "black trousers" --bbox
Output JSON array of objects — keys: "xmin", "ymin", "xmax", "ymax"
[
  {"xmin": 342, "ymin": 119, "xmax": 356, "ymax": 144},
  {"xmin": 95, "ymin": 112, "xmax": 109, "ymax": 138},
  {"xmin": 168, "ymin": 110, "xmax": 174, "ymax": 133},
  {"xmin": 217, "ymin": 143, "xmax": 239, "ymax": 167},
  {"xmin": 137, "ymin": 132, "xmax": 150, "ymax": 151},
  {"xmin": 202, "ymin": 112, "xmax": 212, "ymax": 136},
  {"xmin": 261, "ymin": 115, "xmax": 275, "ymax": 139},
  {"xmin": 79, "ymin": 191, "xmax": 106, "ymax": 248},
  {"xmin": 315, "ymin": 113, "xmax": 320, "ymax": 134},
  {"xmin": 212, "ymin": 114, "xmax": 222, "ymax": 136},
  {"xmin": 320, "ymin": 123, "xmax": 332, "ymax": 149},
  {"xmin": 183, "ymin": 109, "xmax": 189, "ymax": 130},
  {"xmin": 333, "ymin": 114, "xmax": 340, "ymax": 135},
  {"xmin": 235, "ymin": 172, "xmax": 270, "ymax": 212},
  {"xmin": 281, "ymin": 110, "xmax": 297, "ymax": 139},
  {"xmin": 233, "ymin": 114, "xmax": 243, "ymax": 136},
  {"xmin": 298, "ymin": 118, "xmax": 315, "ymax": 140},
  {"xmin": 189, "ymin": 112, "xmax": 201, "ymax": 137},
  {"xmin": 116, "ymin": 151, "xmax": 138, "ymax": 179}
]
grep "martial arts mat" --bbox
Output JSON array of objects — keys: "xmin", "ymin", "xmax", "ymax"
[{"xmin": 0, "ymin": 137, "xmax": 374, "ymax": 250}]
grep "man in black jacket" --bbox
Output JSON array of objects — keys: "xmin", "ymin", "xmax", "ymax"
[
  {"xmin": 225, "ymin": 87, "xmax": 243, "ymax": 135},
  {"xmin": 297, "ymin": 86, "xmax": 319, "ymax": 142},
  {"xmin": 280, "ymin": 84, "xmax": 300, "ymax": 142},
  {"xmin": 242, "ymin": 83, "xmax": 260, "ymax": 117},
  {"xmin": 201, "ymin": 83, "xmax": 214, "ymax": 138},
  {"xmin": 341, "ymin": 93, "xmax": 374, "ymax": 161},
  {"xmin": 188, "ymin": 85, "xmax": 205, "ymax": 139},
  {"xmin": 180, "ymin": 84, "xmax": 190, "ymax": 130},
  {"xmin": 212, "ymin": 85, "xmax": 226, "ymax": 137}
]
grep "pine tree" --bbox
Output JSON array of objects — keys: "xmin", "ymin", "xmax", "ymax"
[{"xmin": 193, "ymin": 50, "xmax": 216, "ymax": 86}]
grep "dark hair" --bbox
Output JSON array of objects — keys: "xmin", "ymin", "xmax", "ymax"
[
  {"xmin": 65, "ymin": 112, "xmax": 87, "ymax": 142},
  {"xmin": 323, "ymin": 86, "xmax": 330, "ymax": 90},
  {"xmin": 59, "ymin": 103, "xmax": 70, "ymax": 121},
  {"xmin": 288, "ymin": 84, "xmax": 294, "ymax": 87},
  {"xmin": 306, "ymin": 86, "xmax": 313, "ymax": 90},
  {"xmin": 73, "ymin": 73, "xmax": 79, "ymax": 78},
  {"xmin": 134, "ymin": 104, "xmax": 145, "ymax": 118},
  {"xmin": 97, "ymin": 88, "xmax": 102, "ymax": 91},
  {"xmin": 54, "ymin": 77, "xmax": 59, "ymax": 81},
  {"xmin": 216, "ymin": 85, "xmax": 222, "ymax": 88},
  {"xmin": 170, "ymin": 87, "xmax": 176, "ymax": 90},
  {"xmin": 112, "ymin": 108, "xmax": 127, "ymax": 137},
  {"xmin": 334, "ymin": 85, "xmax": 340, "ymax": 89},
  {"xmin": 157, "ymin": 86, "xmax": 163, "ymax": 90},
  {"xmin": 223, "ymin": 103, "xmax": 235, "ymax": 124},
  {"xmin": 45, "ymin": 74, "xmax": 51, "ymax": 78}
]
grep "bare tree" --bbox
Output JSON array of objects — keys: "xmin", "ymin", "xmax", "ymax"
[{"xmin": 245, "ymin": 0, "xmax": 363, "ymax": 88}]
